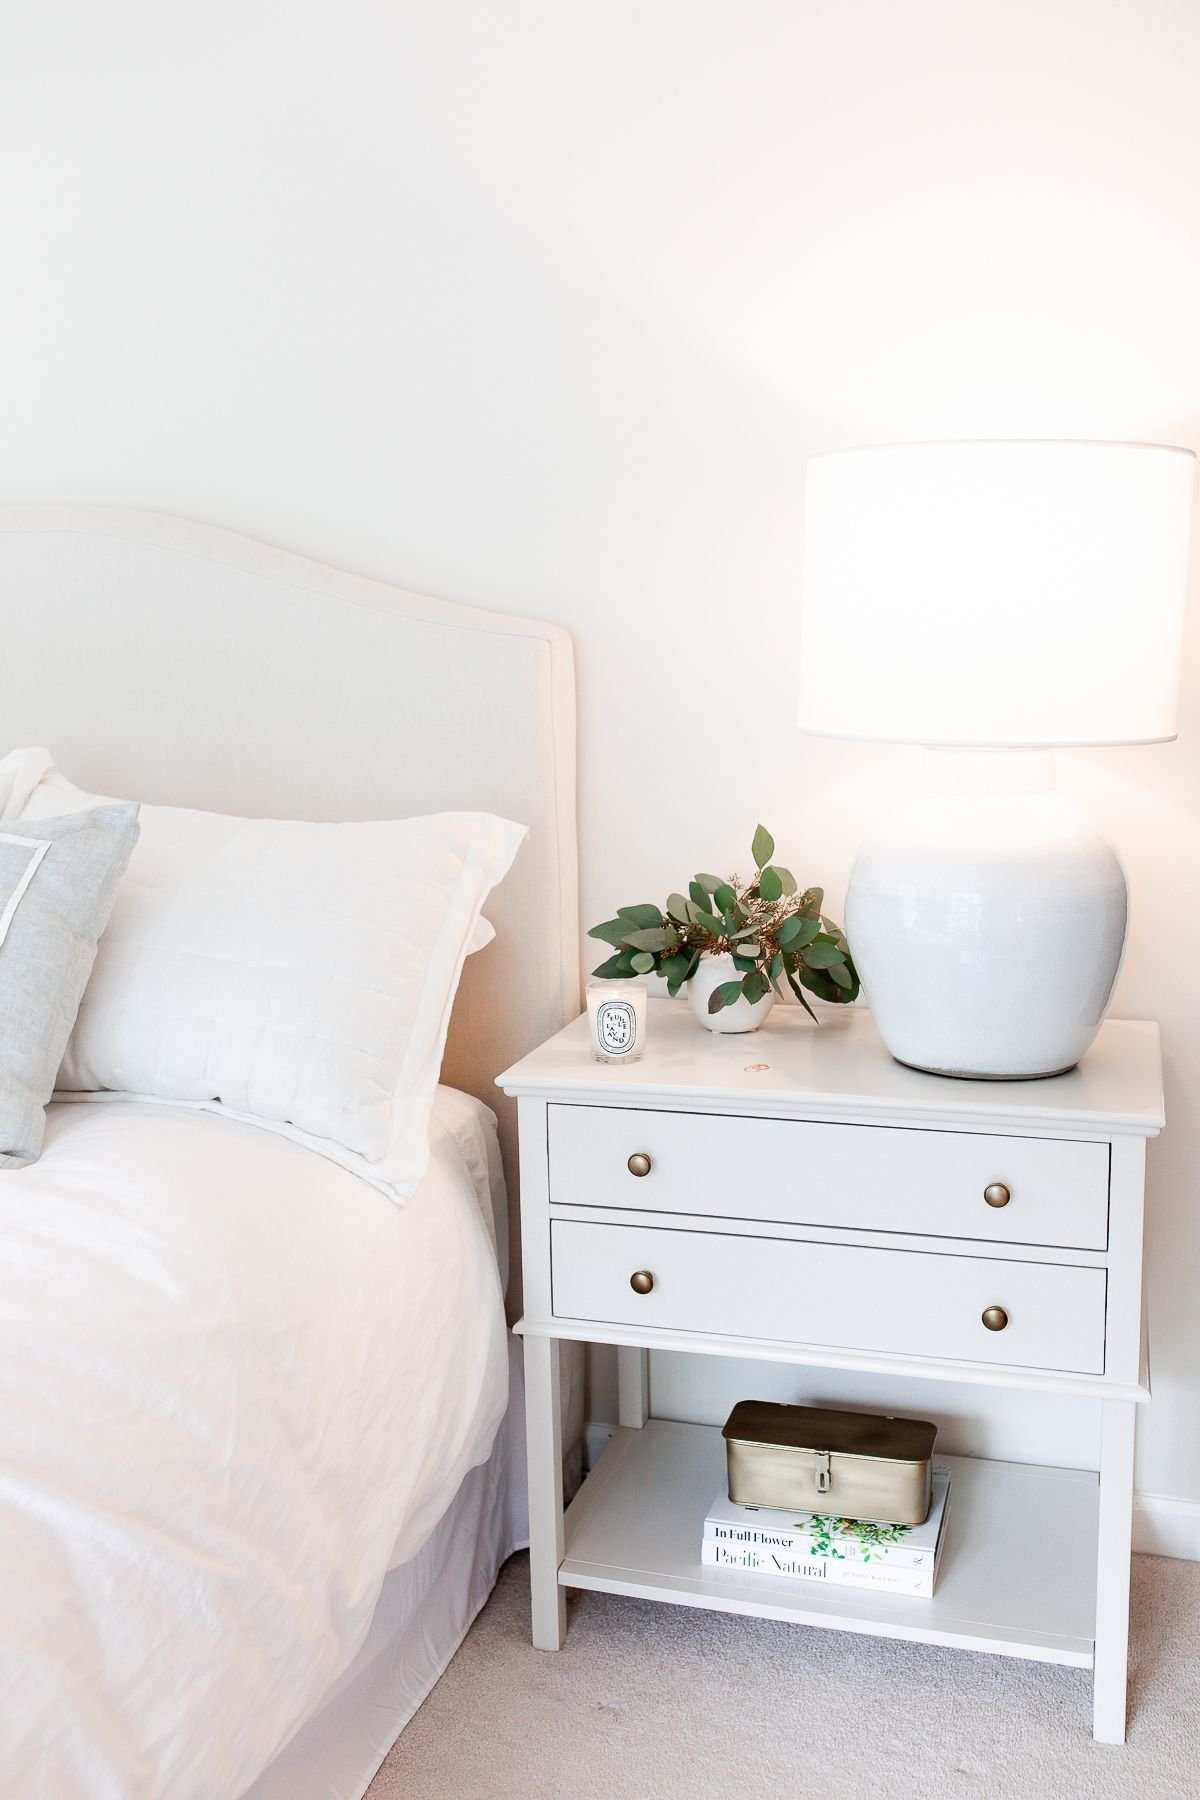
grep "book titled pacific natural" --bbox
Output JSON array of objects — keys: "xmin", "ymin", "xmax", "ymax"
[{"xmin": 701, "ymin": 1466, "xmax": 952, "ymax": 1599}]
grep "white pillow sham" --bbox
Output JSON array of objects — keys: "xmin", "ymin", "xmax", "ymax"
[{"xmin": 1, "ymin": 750, "xmax": 525, "ymax": 1201}]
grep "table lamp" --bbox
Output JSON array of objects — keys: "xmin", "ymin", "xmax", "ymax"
[{"xmin": 798, "ymin": 439, "xmax": 1195, "ymax": 1079}]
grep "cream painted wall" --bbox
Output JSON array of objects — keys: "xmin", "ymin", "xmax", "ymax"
[{"xmin": 3, "ymin": 3, "xmax": 1199, "ymax": 1509}]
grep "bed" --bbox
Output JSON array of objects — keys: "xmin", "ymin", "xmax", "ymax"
[{"xmin": 0, "ymin": 508, "xmax": 580, "ymax": 1798}]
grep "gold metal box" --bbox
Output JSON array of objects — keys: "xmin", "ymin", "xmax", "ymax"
[{"xmin": 722, "ymin": 1400, "xmax": 937, "ymax": 1525}]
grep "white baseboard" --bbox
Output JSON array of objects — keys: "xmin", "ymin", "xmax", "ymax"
[
  {"xmin": 1133, "ymin": 1491, "xmax": 1200, "ymax": 1561},
  {"xmin": 584, "ymin": 1422, "xmax": 1200, "ymax": 1562}
]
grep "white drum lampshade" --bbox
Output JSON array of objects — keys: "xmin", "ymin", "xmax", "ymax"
[{"xmin": 798, "ymin": 441, "xmax": 1195, "ymax": 1078}]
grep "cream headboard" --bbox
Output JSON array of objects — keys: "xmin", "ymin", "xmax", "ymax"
[{"xmin": 0, "ymin": 506, "xmax": 579, "ymax": 1268}]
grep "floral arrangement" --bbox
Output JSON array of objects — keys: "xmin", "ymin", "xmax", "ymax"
[{"xmin": 588, "ymin": 825, "xmax": 860, "ymax": 1019}]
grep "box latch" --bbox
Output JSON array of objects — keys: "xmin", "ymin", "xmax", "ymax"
[{"xmin": 814, "ymin": 1450, "xmax": 831, "ymax": 1494}]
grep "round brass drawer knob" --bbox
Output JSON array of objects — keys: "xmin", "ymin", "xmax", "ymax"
[
  {"xmin": 984, "ymin": 1182, "xmax": 1011, "ymax": 1208},
  {"xmin": 982, "ymin": 1305, "xmax": 1009, "ymax": 1331},
  {"xmin": 630, "ymin": 1270, "xmax": 655, "ymax": 1295},
  {"xmin": 627, "ymin": 1152, "xmax": 652, "ymax": 1178}
]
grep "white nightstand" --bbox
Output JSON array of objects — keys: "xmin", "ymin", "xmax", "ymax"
[{"xmin": 498, "ymin": 1001, "xmax": 1163, "ymax": 1744}]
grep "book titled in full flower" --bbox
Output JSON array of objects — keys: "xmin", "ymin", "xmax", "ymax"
[{"xmin": 700, "ymin": 1465, "xmax": 952, "ymax": 1598}]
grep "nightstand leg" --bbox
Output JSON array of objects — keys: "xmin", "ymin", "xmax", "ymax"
[
  {"xmin": 523, "ymin": 1333, "xmax": 567, "ymax": 1650},
  {"xmin": 617, "ymin": 1346, "xmax": 649, "ymax": 1427},
  {"xmin": 1092, "ymin": 1398, "xmax": 1137, "ymax": 1743}
]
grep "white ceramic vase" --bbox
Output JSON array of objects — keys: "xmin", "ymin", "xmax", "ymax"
[
  {"xmin": 845, "ymin": 752, "xmax": 1128, "ymax": 1079},
  {"xmin": 686, "ymin": 952, "xmax": 775, "ymax": 1034}
]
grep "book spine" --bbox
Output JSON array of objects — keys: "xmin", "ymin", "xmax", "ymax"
[
  {"xmin": 702, "ymin": 1522, "xmax": 933, "ymax": 1570},
  {"xmin": 701, "ymin": 1539, "xmax": 936, "ymax": 1596}
]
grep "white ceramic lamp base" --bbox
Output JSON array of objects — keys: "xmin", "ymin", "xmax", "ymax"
[{"xmin": 845, "ymin": 753, "xmax": 1128, "ymax": 1080}]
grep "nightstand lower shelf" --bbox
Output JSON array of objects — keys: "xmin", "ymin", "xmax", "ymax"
[{"xmin": 561, "ymin": 1420, "xmax": 1098, "ymax": 1668}]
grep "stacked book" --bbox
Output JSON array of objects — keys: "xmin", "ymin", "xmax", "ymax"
[{"xmin": 701, "ymin": 1465, "xmax": 952, "ymax": 1598}]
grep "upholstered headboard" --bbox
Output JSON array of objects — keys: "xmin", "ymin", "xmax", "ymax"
[{"xmin": 0, "ymin": 506, "xmax": 579, "ymax": 1275}]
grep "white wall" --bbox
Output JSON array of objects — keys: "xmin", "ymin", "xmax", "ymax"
[{"xmin": 4, "ymin": 2, "xmax": 1200, "ymax": 1518}]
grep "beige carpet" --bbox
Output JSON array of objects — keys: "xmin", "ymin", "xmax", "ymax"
[{"xmin": 367, "ymin": 1551, "xmax": 1198, "ymax": 1800}]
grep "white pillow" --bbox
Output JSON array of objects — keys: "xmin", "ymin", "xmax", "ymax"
[
  {"xmin": 0, "ymin": 744, "xmax": 495, "ymax": 959},
  {"xmin": 4, "ymin": 752, "xmax": 525, "ymax": 1201}
]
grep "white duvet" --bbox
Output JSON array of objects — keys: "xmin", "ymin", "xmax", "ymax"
[{"xmin": 0, "ymin": 1093, "xmax": 509, "ymax": 1799}]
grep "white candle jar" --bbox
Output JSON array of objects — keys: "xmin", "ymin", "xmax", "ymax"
[{"xmin": 586, "ymin": 981, "xmax": 647, "ymax": 1064}]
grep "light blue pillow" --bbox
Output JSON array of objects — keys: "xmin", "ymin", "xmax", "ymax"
[{"xmin": 0, "ymin": 804, "xmax": 140, "ymax": 1169}]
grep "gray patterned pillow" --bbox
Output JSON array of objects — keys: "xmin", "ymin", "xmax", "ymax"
[{"xmin": 0, "ymin": 805, "xmax": 140, "ymax": 1168}]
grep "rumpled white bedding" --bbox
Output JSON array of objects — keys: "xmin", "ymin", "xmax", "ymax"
[{"xmin": 0, "ymin": 1091, "xmax": 509, "ymax": 1799}]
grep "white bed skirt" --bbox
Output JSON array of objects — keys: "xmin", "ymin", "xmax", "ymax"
[{"xmin": 243, "ymin": 1339, "xmax": 528, "ymax": 1800}]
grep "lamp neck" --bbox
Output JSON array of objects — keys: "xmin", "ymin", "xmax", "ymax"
[{"xmin": 920, "ymin": 748, "xmax": 1056, "ymax": 797}]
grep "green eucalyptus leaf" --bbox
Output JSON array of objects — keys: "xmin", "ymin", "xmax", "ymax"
[
  {"xmin": 666, "ymin": 892, "xmax": 692, "ymax": 924},
  {"xmin": 714, "ymin": 883, "xmax": 737, "ymax": 914},
  {"xmin": 732, "ymin": 953, "xmax": 757, "ymax": 973},
  {"xmin": 708, "ymin": 980, "xmax": 745, "ymax": 1014},
  {"xmin": 623, "ymin": 927, "xmax": 673, "ymax": 952},
  {"xmin": 793, "ymin": 953, "xmax": 859, "ymax": 1004},
  {"xmin": 660, "ymin": 953, "xmax": 690, "ymax": 985},
  {"xmin": 752, "ymin": 824, "xmax": 775, "ymax": 868},
  {"xmin": 587, "ymin": 917, "xmax": 629, "ymax": 946},
  {"xmin": 828, "ymin": 960, "xmax": 853, "ymax": 989},
  {"xmin": 735, "ymin": 941, "xmax": 761, "ymax": 958},
  {"xmin": 776, "ymin": 866, "xmax": 798, "ymax": 896},
  {"xmin": 769, "ymin": 950, "xmax": 784, "ymax": 979},
  {"xmin": 808, "ymin": 940, "xmax": 846, "ymax": 970},
  {"xmin": 794, "ymin": 965, "xmax": 840, "ymax": 1004},
  {"xmin": 784, "ymin": 965, "xmax": 819, "ymax": 1020},
  {"xmin": 695, "ymin": 872, "xmax": 724, "ymax": 895},
  {"xmin": 742, "ymin": 970, "xmax": 766, "ymax": 1005},
  {"xmin": 592, "ymin": 951, "xmax": 637, "ymax": 979},
  {"xmin": 691, "ymin": 909, "xmax": 724, "ymax": 938},
  {"xmin": 759, "ymin": 866, "xmax": 783, "ymax": 903},
  {"xmin": 689, "ymin": 880, "xmax": 708, "ymax": 908},
  {"xmin": 803, "ymin": 938, "xmax": 846, "ymax": 969},
  {"xmin": 630, "ymin": 951, "xmax": 656, "ymax": 973},
  {"xmin": 777, "ymin": 914, "xmax": 820, "ymax": 948},
  {"xmin": 617, "ymin": 902, "xmax": 664, "ymax": 929}
]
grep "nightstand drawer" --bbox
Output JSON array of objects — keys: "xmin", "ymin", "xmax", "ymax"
[
  {"xmin": 550, "ymin": 1219, "xmax": 1107, "ymax": 1374},
  {"xmin": 548, "ymin": 1105, "xmax": 1109, "ymax": 1250}
]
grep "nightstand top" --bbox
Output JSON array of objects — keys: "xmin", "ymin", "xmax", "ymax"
[{"xmin": 497, "ymin": 1002, "xmax": 1164, "ymax": 1135}]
